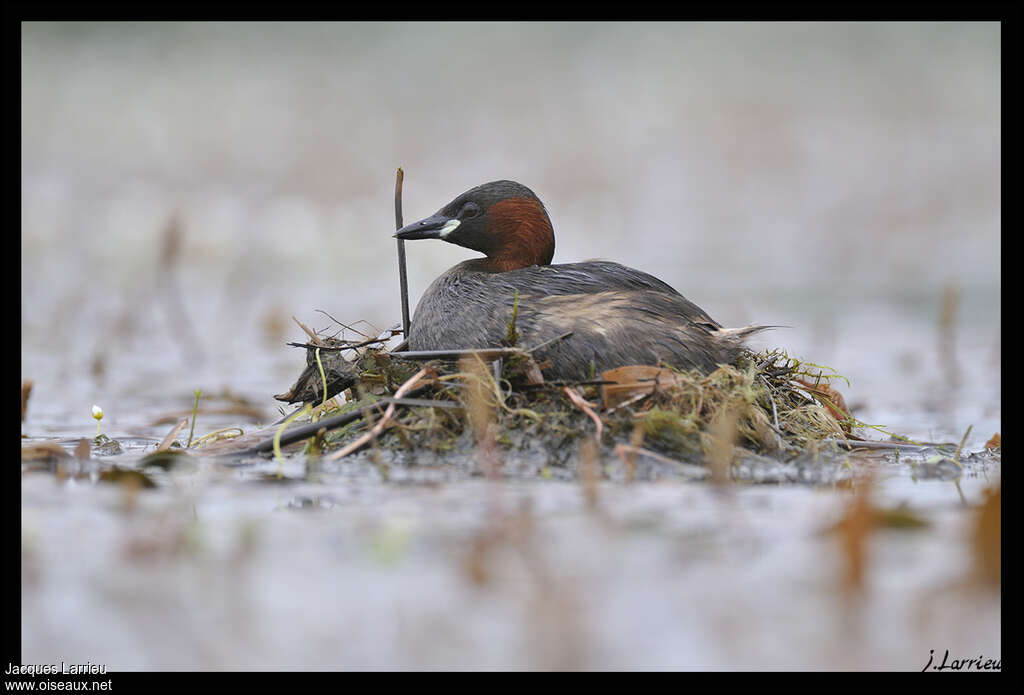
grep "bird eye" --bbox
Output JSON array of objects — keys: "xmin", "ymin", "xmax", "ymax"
[{"xmin": 461, "ymin": 202, "xmax": 480, "ymax": 219}]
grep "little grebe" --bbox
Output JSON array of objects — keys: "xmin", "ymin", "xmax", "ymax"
[{"xmin": 395, "ymin": 180, "xmax": 762, "ymax": 380}]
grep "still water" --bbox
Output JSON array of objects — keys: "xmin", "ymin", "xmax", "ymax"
[{"xmin": 20, "ymin": 22, "xmax": 1000, "ymax": 669}]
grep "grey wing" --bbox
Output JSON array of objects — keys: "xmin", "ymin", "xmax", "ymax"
[
  {"xmin": 546, "ymin": 262, "xmax": 721, "ymax": 328},
  {"xmin": 516, "ymin": 290, "xmax": 736, "ymax": 378}
]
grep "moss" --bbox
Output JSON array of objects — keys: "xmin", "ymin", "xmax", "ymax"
[{"xmin": 642, "ymin": 407, "xmax": 701, "ymax": 454}]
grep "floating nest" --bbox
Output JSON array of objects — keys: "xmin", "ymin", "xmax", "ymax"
[{"xmin": 267, "ymin": 325, "xmax": 861, "ymax": 481}]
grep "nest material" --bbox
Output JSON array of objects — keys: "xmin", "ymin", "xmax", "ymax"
[{"xmin": 278, "ymin": 336, "xmax": 854, "ymax": 469}]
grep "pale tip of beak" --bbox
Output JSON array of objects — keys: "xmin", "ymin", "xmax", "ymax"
[{"xmin": 439, "ymin": 219, "xmax": 461, "ymax": 238}]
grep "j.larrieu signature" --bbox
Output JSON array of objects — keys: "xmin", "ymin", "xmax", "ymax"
[{"xmin": 922, "ymin": 649, "xmax": 1000, "ymax": 672}]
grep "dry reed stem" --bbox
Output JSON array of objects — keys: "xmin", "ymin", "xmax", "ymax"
[
  {"xmin": 971, "ymin": 485, "xmax": 1000, "ymax": 589},
  {"xmin": 157, "ymin": 418, "xmax": 190, "ymax": 452},
  {"xmin": 836, "ymin": 473, "xmax": 875, "ymax": 596},
  {"xmin": 460, "ymin": 355, "xmax": 501, "ymax": 478},
  {"xmin": 21, "ymin": 380, "xmax": 33, "ymax": 422},
  {"xmin": 706, "ymin": 406, "xmax": 739, "ymax": 485},
  {"xmin": 579, "ymin": 438, "xmax": 600, "ymax": 510},
  {"xmin": 291, "ymin": 315, "xmax": 319, "ymax": 342}
]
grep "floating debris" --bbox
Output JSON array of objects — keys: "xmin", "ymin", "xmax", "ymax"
[
  {"xmin": 140, "ymin": 449, "xmax": 193, "ymax": 471},
  {"xmin": 91, "ymin": 434, "xmax": 124, "ymax": 457},
  {"xmin": 21, "ymin": 442, "xmax": 71, "ymax": 464},
  {"xmin": 984, "ymin": 433, "xmax": 1000, "ymax": 451},
  {"xmin": 98, "ymin": 466, "xmax": 156, "ymax": 489}
]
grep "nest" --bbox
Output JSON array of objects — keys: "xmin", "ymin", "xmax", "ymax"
[{"xmin": 273, "ymin": 331, "xmax": 857, "ymax": 475}]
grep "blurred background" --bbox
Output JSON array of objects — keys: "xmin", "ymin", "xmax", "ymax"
[
  {"xmin": 19, "ymin": 21, "xmax": 1001, "ymax": 671},
  {"xmin": 21, "ymin": 21, "xmax": 1000, "ymax": 443},
  {"xmin": 21, "ymin": 22, "xmax": 1000, "ymax": 441}
]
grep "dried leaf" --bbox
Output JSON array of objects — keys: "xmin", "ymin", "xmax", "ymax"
[
  {"xmin": 794, "ymin": 378, "xmax": 851, "ymax": 428},
  {"xmin": 600, "ymin": 365, "xmax": 684, "ymax": 409},
  {"xmin": 984, "ymin": 433, "xmax": 1000, "ymax": 450}
]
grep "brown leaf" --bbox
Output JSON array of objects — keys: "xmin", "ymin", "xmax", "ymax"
[
  {"xmin": 795, "ymin": 378, "xmax": 852, "ymax": 430},
  {"xmin": 984, "ymin": 433, "xmax": 1000, "ymax": 451},
  {"xmin": 600, "ymin": 365, "xmax": 684, "ymax": 409}
]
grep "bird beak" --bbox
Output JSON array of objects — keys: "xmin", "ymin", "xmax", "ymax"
[{"xmin": 394, "ymin": 213, "xmax": 461, "ymax": 241}]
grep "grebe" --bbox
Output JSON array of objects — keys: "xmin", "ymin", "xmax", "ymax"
[{"xmin": 395, "ymin": 180, "xmax": 762, "ymax": 380}]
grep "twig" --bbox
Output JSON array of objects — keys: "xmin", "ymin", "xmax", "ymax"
[
  {"xmin": 186, "ymin": 389, "xmax": 201, "ymax": 447},
  {"xmin": 270, "ymin": 405, "xmax": 306, "ymax": 427},
  {"xmin": 327, "ymin": 368, "xmax": 430, "ymax": 460},
  {"xmin": 156, "ymin": 418, "xmax": 189, "ymax": 452},
  {"xmin": 253, "ymin": 383, "xmax": 435, "ymax": 452},
  {"xmin": 285, "ymin": 336, "xmax": 389, "ymax": 351},
  {"xmin": 378, "ymin": 396, "xmax": 462, "ymax": 410},
  {"xmin": 291, "ymin": 315, "xmax": 319, "ymax": 342},
  {"xmin": 563, "ymin": 386, "xmax": 603, "ymax": 442},
  {"xmin": 526, "ymin": 330, "xmax": 574, "ymax": 354},
  {"xmin": 391, "ymin": 347, "xmax": 526, "ymax": 361},
  {"xmin": 313, "ymin": 310, "xmax": 377, "ymax": 340},
  {"xmin": 953, "ymin": 424, "xmax": 973, "ymax": 470},
  {"xmin": 824, "ymin": 438, "xmax": 943, "ymax": 451},
  {"xmin": 395, "ymin": 167, "xmax": 410, "ymax": 338},
  {"xmin": 603, "ymin": 390, "xmax": 652, "ymax": 416}
]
